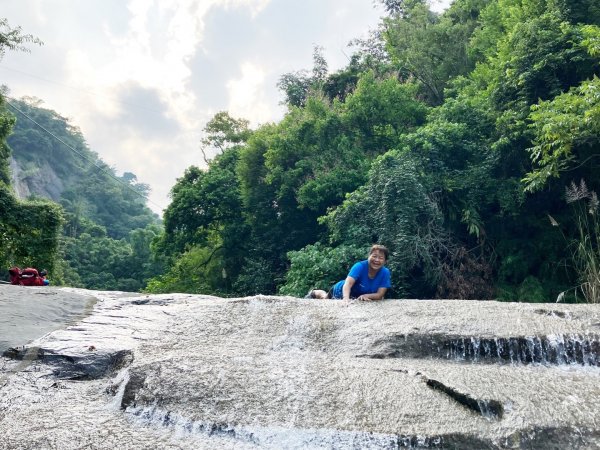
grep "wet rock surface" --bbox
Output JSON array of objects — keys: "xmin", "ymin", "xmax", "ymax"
[{"xmin": 1, "ymin": 288, "xmax": 600, "ymax": 449}]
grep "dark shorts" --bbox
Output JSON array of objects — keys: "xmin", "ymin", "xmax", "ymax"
[{"xmin": 327, "ymin": 286, "xmax": 355, "ymax": 300}]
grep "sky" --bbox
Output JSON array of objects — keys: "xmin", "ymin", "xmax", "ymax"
[{"xmin": 1, "ymin": 0, "xmax": 451, "ymax": 215}]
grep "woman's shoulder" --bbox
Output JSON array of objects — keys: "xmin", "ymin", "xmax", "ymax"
[
  {"xmin": 349, "ymin": 260, "xmax": 369, "ymax": 275},
  {"xmin": 377, "ymin": 265, "xmax": 391, "ymax": 278}
]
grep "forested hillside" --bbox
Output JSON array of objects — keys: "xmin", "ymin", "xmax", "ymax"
[
  {"xmin": 148, "ymin": 0, "xmax": 600, "ymax": 302},
  {"xmin": 12, "ymin": 97, "xmax": 163, "ymax": 290},
  {"xmin": 0, "ymin": 71, "xmax": 163, "ymax": 289},
  {"xmin": 8, "ymin": 99, "xmax": 158, "ymax": 237}
]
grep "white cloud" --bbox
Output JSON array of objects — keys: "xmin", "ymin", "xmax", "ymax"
[
  {"xmin": 1, "ymin": 0, "xmax": 393, "ymax": 214},
  {"xmin": 63, "ymin": 49, "xmax": 122, "ymax": 118},
  {"xmin": 226, "ymin": 61, "xmax": 273, "ymax": 125},
  {"xmin": 219, "ymin": 0, "xmax": 271, "ymax": 18}
]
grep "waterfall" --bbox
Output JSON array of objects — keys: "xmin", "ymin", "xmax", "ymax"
[
  {"xmin": 367, "ymin": 333, "xmax": 600, "ymax": 366},
  {"xmin": 445, "ymin": 334, "xmax": 600, "ymax": 365}
]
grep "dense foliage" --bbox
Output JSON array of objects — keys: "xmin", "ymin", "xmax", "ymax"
[
  {"xmin": 150, "ymin": 0, "xmax": 600, "ymax": 302},
  {"xmin": 0, "ymin": 181, "xmax": 63, "ymax": 276}
]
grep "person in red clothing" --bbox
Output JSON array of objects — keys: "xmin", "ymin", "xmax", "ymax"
[{"xmin": 8, "ymin": 267, "xmax": 48, "ymax": 286}]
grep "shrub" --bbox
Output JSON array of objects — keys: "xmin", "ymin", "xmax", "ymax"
[{"xmin": 563, "ymin": 180, "xmax": 600, "ymax": 303}]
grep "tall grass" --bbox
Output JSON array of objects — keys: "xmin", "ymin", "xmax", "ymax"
[{"xmin": 565, "ymin": 180, "xmax": 600, "ymax": 303}]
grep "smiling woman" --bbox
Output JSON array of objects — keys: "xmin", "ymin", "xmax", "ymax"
[{"xmin": 308, "ymin": 244, "xmax": 392, "ymax": 301}]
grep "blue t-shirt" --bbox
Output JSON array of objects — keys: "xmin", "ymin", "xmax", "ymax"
[{"xmin": 331, "ymin": 260, "xmax": 391, "ymax": 299}]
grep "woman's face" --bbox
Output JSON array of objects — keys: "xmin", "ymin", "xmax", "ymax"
[{"xmin": 368, "ymin": 250, "xmax": 386, "ymax": 272}]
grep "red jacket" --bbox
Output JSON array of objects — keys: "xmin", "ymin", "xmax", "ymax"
[{"xmin": 8, "ymin": 267, "xmax": 45, "ymax": 286}]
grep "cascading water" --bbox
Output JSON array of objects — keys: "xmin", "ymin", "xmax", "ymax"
[
  {"xmin": 364, "ymin": 332, "xmax": 600, "ymax": 366},
  {"xmin": 442, "ymin": 334, "xmax": 600, "ymax": 365}
]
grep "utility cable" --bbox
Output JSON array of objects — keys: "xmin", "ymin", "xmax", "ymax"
[
  {"xmin": 4, "ymin": 97, "xmax": 165, "ymax": 212},
  {"xmin": 0, "ymin": 64, "xmax": 166, "ymax": 115}
]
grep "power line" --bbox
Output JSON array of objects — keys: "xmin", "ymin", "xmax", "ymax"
[
  {"xmin": 0, "ymin": 64, "xmax": 167, "ymax": 115},
  {"xmin": 4, "ymin": 97, "xmax": 165, "ymax": 212},
  {"xmin": 0, "ymin": 65, "xmax": 206, "ymax": 141}
]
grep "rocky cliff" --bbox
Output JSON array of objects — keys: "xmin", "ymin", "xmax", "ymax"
[
  {"xmin": 9, "ymin": 155, "xmax": 65, "ymax": 201},
  {"xmin": 1, "ymin": 286, "xmax": 600, "ymax": 449}
]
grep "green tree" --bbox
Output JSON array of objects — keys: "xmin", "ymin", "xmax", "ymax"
[
  {"xmin": 151, "ymin": 112, "xmax": 251, "ymax": 295},
  {"xmin": 277, "ymin": 46, "xmax": 329, "ymax": 108},
  {"xmin": 236, "ymin": 124, "xmax": 289, "ymax": 294},
  {"xmin": 61, "ymin": 224, "xmax": 163, "ymax": 291},
  {"xmin": 200, "ymin": 111, "xmax": 251, "ymax": 163},
  {"xmin": 525, "ymin": 76, "xmax": 600, "ymax": 192},
  {"xmin": 382, "ymin": 0, "xmax": 485, "ymax": 105}
]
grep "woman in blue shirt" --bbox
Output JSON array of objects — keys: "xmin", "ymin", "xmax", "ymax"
[{"xmin": 308, "ymin": 245, "xmax": 391, "ymax": 301}]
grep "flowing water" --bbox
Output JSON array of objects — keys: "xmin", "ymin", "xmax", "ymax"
[
  {"xmin": 1, "ymin": 288, "xmax": 600, "ymax": 449},
  {"xmin": 0, "ymin": 286, "xmax": 96, "ymax": 353}
]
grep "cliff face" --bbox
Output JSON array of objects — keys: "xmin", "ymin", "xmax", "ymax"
[
  {"xmin": 1, "ymin": 287, "xmax": 600, "ymax": 449},
  {"xmin": 5, "ymin": 99, "xmax": 159, "ymax": 244},
  {"xmin": 9, "ymin": 155, "xmax": 65, "ymax": 201}
]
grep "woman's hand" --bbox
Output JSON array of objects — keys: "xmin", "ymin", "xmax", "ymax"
[{"xmin": 358, "ymin": 288, "xmax": 388, "ymax": 302}]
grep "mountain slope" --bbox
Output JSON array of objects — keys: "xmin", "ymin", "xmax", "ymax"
[{"xmin": 6, "ymin": 97, "xmax": 159, "ymax": 239}]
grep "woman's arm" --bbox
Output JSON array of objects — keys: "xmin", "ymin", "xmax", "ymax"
[
  {"xmin": 357, "ymin": 287, "xmax": 388, "ymax": 301},
  {"xmin": 342, "ymin": 276, "xmax": 356, "ymax": 300}
]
